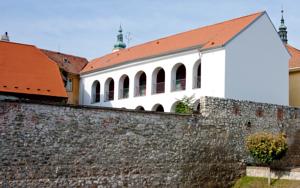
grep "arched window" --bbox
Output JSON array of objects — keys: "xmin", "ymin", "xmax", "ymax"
[
  {"xmin": 135, "ymin": 106, "xmax": 145, "ymax": 111},
  {"xmin": 91, "ymin": 81, "xmax": 100, "ymax": 103},
  {"xmin": 193, "ymin": 99, "xmax": 200, "ymax": 112},
  {"xmin": 152, "ymin": 67, "xmax": 165, "ymax": 94},
  {"xmin": 171, "ymin": 64, "xmax": 186, "ymax": 91},
  {"xmin": 152, "ymin": 104, "xmax": 164, "ymax": 112},
  {"xmin": 170, "ymin": 101, "xmax": 180, "ymax": 112},
  {"xmin": 135, "ymin": 71, "xmax": 147, "ymax": 96},
  {"xmin": 196, "ymin": 103, "xmax": 200, "ymax": 111},
  {"xmin": 105, "ymin": 78, "xmax": 114, "ymax": 101},
  {"xmin": 193, "ymin": 59, "xmax": 201, "ymax": 88},
  {"xmin": 119, "ymin": 75, "xmax": 129, "ymax": 99}
]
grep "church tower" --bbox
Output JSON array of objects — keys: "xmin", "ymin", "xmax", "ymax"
[
  {"xmin": 113, "ymin": 26, "xmax": 126, "ymax": 52},
  {"xmin": 278, "ymin": 9, "xmax": 288, "ymax": 44}
]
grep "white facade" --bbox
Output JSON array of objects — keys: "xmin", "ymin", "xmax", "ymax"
[
  {"xmin": 80, "ymin": 13, "xmax": 289, "ymax": 112},
  {"xmin": 225, "ymin": 13, "xmax": 289, "ymax": 105},
  {"xmin": 80, "ymin": 49, "xmax": 225, "ymax": 112}
]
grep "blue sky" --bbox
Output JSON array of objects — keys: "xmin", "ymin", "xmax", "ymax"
[{"xmin": 1, "ymin": 1, "xmax": 299, "ymax": 60}]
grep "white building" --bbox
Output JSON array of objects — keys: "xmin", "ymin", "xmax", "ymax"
[{"xmin": 80, "ymin": 11, "xmax": 289, "ymax": 112}]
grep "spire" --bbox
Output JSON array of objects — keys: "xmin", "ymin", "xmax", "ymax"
[
  {"xmin": 113, "ymin": 25, "xmax": 126, "ymax": 52},
  {"xmin": 1, "ymin": 32, "xmax": 10, "ymax": 42},
  {"xmin": 278, "ymin": 9, "xmax": 288, "ymax": 44}
]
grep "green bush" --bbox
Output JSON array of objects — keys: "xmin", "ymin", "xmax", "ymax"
[
  {"xmin": 246, "ymin": 132, "xmax": 288, "ymax": 165},
  {"xmin": 175, "ymin": 95, "xmax": 195, "ymax": 114}
]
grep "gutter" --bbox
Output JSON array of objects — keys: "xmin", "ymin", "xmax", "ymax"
[{"xmin": 289, "ymin": 67, "xmax": 300, "ymax": 73}]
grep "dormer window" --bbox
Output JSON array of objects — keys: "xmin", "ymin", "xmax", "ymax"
[{"xmin": 63, "ymin": 58, "xmax": 69, "ymax": 64}]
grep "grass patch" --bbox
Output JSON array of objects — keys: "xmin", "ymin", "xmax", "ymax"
[{"xmin": 233, "ymin": 176, "xmax": 300, "ymax": 188}]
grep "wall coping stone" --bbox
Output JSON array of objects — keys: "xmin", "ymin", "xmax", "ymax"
[{"xmin": 246, "ymin": 166, "xmax": 300, "ymax": 180}]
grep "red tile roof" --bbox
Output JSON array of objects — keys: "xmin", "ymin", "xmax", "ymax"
[
  {"xmin": 41, "ymin": 49, "xmax": 88, "ymax": 74},
  {"xmin": 0, "ymin": 41, "xmax": 67, "ymax": 98},
  {"xmin": 286, "ymin": 44, "xmax": 300, "ymax": 69},
  {"xmin": 81, "ymin": 11, "xmax": 264, "ymax": 74}
]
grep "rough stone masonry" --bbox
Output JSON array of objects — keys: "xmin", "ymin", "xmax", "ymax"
[{"xmin": 0, "ymin": 96, "xmax": 300, "ymax": 187}]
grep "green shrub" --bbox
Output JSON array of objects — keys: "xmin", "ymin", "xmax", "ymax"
[
  {"xmin": 175, "ymin": 95, "xmax": 195, "ymax": 114},
  {"xmin": 246, "ymin": 132, "xmax": 288, "ymax": 165}
]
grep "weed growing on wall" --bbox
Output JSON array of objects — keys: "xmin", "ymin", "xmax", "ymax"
[{"xmin": 175, "ymin": 95, "xmax": 195, "ymax": 114}]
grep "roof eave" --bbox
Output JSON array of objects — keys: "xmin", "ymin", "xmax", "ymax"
[
  {"xmin": 81, "ymin": 44, "xmax": 226, "ymax": 76},
  {"xmin": 0, "ymin": 90, "xmax": 68, "ymax": 98},
  {"xmin": 289, "ymin": 67, "xmax": 300, "ymax": 72},
  {"xmin": 81, "ymin": 44, "xmax": 201, "ymax": 75}
]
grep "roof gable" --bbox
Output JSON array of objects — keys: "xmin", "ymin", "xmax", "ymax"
[
  {"xmin": 286, "ymin": 44, "xmax": 300, "ymax": 69},
  {"xmin": 0, "ymin": 41, "xmax": 67, "ymax": 98},
  {"xmin": 41, "ymin": 49, "xmax": 88, "ymax": 74},
  {"xmin": 81, "ymin": 11, "xmax": 264, "ymax": 74}
]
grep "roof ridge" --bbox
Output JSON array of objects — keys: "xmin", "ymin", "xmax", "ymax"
[
  {"xmin": 153, "ymin": 11, "xmax": 265, "ymax": 42},
  {"xmin": 40, "ymin": 49, "xmax": 88, "ymax": 60},
  {"xmin": 0, "ymin": 40, "xmax": 36, "ymax": 48}
]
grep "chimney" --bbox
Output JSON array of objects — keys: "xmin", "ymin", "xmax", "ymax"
[{"xmin": 1, "ymin": 32, "xmax": 10, "ymax": 42}]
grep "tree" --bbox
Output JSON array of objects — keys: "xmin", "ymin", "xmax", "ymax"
[
  {"xmin": 175, "ymin": 95, "xmax": 195, "ymax": 114},
  {"xmin": 246, "ymin": 132, "xmax": 288, "ymax": 185}
]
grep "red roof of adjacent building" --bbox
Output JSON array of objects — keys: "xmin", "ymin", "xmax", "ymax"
[
  {"xmin": 0, "ymin": 41, "xmax": 67, "ymax": 98},
  {"xmin": 41, "ymin": 49, "xmax": 88, "ymax": 74},
  {"xmin": 286, "ymin": 44, "xmax": 300, "ymax": 69},
  {"xmin": 81, "ymin": 11, "xmax": 264, "ymax": 74}
]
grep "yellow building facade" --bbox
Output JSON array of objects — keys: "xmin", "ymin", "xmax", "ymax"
[
  {"xmin": 289, "ymin": 69, "xmax": 300, "ymax": 106},
  {"xmin": 41, "ymin": 49, "xmax": 88, "ymax": 105},
  {"xmin": 65, "ymin": 73, "xmax": 81, "ymax": 105},
  {"xmin": 287, "ymin": 45, "xmax": 300, "ymax": 107}
]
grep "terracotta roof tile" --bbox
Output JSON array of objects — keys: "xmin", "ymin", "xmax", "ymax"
[
  {"xmin": 41, "ymin": 49, "xmax": 88, "ymax": 74},
  {"xmin": 81, "ymin": 11, "xmax": 264, "ymax": 74},
  {"xmin": 286, "ymin": 44, "xmax": 300, "ymax": 69},
  {"xmin": 0, "ymin": 41, "xmax": 67, "ymax": 98}
]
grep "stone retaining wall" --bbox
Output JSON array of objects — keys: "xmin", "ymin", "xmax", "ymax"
[{"xmin": 0, "ymin": 97, "xmax": 300, "ymax": 187}]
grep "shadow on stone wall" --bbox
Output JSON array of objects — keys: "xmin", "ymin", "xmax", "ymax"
[{"xmin": 273, "ymin": 129, "xmax": 300, "ymax": 170}]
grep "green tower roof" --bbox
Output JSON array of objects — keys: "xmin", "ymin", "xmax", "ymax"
[
  {"xmin": 278, "ymin": 9, "xmax": 288, "ymax": 44},
  {"xmin": 113, "ymin": 25, "xmax": 126, "ymax": 50}
]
